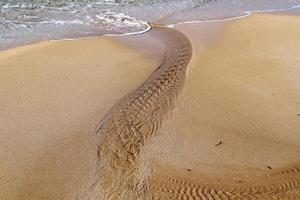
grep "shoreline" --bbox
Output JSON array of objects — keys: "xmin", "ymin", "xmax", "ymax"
[{"xmin": 1, "ymin": 4, "xmax": 300, "ymax": 53}]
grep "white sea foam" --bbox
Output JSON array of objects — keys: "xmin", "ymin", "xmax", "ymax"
[
  {"xmin": 44, "ymin": 19, "xmax": 86, "ymax": 25},
  {"xmin": 0, "ymin": 1, "xmax": 300, "ymax": 51},
  {"xmin": 107, "ymin": 3, "xmax": 300, "ymax": 36},
  {"xmin": 167, "ymin": 4, "xmax": 300, "ymax": 27}
]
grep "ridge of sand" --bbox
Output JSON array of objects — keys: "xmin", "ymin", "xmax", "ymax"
[
  {"xmin": 1, "ymin": 13, "xmax": 300, "ymax": 200},
  {"xmin": 79, "ymin": 26, "xmax": 193, "ymax": 200}
]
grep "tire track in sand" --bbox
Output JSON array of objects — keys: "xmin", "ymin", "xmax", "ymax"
[
  {"xmin": 79, "ymin": 26, "xmax": 192, "ymax": 200},
  {"xmin": 150, "ymin": 165, "xmax": 300, "ymax": 200},
  {"xmin": 78, "ymin": 25, "xmax": 300, "ymax": 200}
]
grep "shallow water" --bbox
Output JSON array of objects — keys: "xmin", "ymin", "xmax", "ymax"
[{"xmin": 0, "ymin": 0, "xmax": 300, "ymax": 50}]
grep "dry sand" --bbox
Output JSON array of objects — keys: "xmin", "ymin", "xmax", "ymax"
[
  {"xmin": 0, "ymin": 37, "xmax": 162, "ymax": 199},
  {"xmin": 0, "ymin": 13, "xmax": 300, "ymax": 200},
  {"xmin": 149, "ymin": 14, "xmax": 300, "ymax": 199}
]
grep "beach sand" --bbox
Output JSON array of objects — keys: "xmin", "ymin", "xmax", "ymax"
[
  {"xmin": 149, "ymin": 14, "xmax": 300, "ymax": 199},
  {"xmin": 0, "ymin": 13, "xmax": 300, "ymax": 199},
  {"xmin": 0, "ymin": 37, "xmax": 162, "ymax": 199}
]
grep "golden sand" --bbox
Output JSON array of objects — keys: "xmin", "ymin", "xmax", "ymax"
[
  {"xmin": 149, "ymin": 14, "xmax": 300, "ymax": 199},
  {"xmin": 83, "ymin": 26, "xmax": 192, "ymax": 200},
  {"xmin": 0, "ymin": 13, "xmax": 300, "ymax": 200},
  {"xmin": 0, "ymin": 37, "xmax": 161, "ymax": 199}
]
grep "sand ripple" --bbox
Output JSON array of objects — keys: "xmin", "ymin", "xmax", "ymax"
[
  {"xmin": 81, "ymin": 26, "xmax": 192, "ymax": 200},
  {"xmin": 150, "ymin": 166, "xmax": 300, "ymax": 200},
  {"xmin": 79, "ymin": 23, "xmax": 300, "ymax": 200}
]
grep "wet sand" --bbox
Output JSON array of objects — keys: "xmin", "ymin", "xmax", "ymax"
[
  {"xmin": 1, "ymin": 13, "xmax": 300, "ymax": 199},
  {"xmin": 85, "ymin": 26, "xmax": 192, "ymax": 200}
]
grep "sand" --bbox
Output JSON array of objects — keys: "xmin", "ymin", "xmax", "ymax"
[
  {"xmin": 84, "ymin": 26, "xmax": 193, "ymax": 200},
  {"xmin": 149, "ymin": 14, "xmax": 300, "ymax": 199},
  {"xmin": 0, "ymin": 37, "xmax": 162, "ymax": 199},
  {"xmin": 0, "ymin": 13, "xmax": 300, "ymax": 200}
]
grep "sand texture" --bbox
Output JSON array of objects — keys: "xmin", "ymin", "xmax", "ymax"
[
  {"xmin": 0, "ymin": 13, "xmax": 300, "ymax": 200},
  {"xmin": 148, "ymin": 14, "xmax": 300, "ymax": 199},
  {"xmin": 0, "ymin": 37, "xmax": 161, "ymax": 199},
  {"xmin": 80, "ymin": 26, "xmax": 192, "ymax": 200}
]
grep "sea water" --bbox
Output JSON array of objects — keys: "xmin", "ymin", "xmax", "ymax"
[{"xmin": 0, "ymin": 0, "xmax": 300, "ymax": 50}]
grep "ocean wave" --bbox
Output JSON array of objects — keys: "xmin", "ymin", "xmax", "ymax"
[{"xmin": 0, "ymin": 0, "xmax": 300, "ymax": 50}]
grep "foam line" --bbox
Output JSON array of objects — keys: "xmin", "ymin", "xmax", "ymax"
[
  {"xmin": 103, "ymin": 21, "xmax": 152, "ymax": 36},
  {"xmin": 102, "ymin": 3, "xmax": 300, "ymax": 36},
  {"xmin": 167, "ymin": 4, "xmax": 300, "ymax": 27}
]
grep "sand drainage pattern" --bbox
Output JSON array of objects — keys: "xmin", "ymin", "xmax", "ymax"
[
  {"xmin": 81, "ymin": 26, "xmax": 300, "ymax": 200},
  {"xmin": 89, "ymin": 26, "xmax": 192, "ymax": 200}
]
